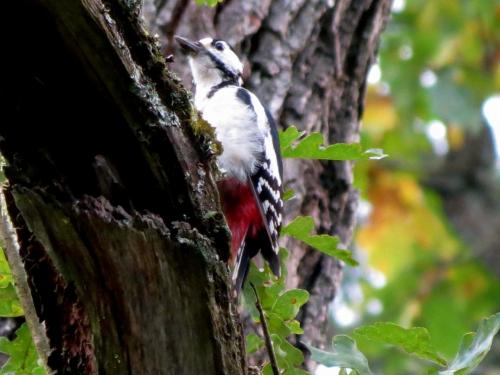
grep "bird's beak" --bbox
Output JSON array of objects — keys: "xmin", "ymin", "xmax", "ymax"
[{"xmin": 174, "ymin": 36, "xmax": 201, "ymax": 55}]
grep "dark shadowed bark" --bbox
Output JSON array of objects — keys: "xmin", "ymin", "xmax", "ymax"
[
  {"xmin": 143, "ymin": 0, "xmax": 393, "ymax": 356},
  {"xmin": 1, "ymin": 0, "xmax": 392, "ymax": 373},
  {"xmin": 1, "ymin": 0, "xmax": 246, "ymax": 374}
]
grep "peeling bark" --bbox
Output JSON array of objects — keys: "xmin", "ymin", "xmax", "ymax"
[
  {"xmin": 143, "ymin": 0, "xmax": 393, "ymax": 361},
  {"xmin": 2, "ymin": 0, "xmax": 246, "ymax": 374}
]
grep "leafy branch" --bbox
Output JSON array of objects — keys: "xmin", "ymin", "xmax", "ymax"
[
  {"xmin": 308, "ymin": 314, "xmax": 500, "ymax": 375},
  {"xmin": 0, "ymin": 324, "xmax": 45, "ymax": 375},
  {"xmin": 279, "ymin": 126, "xmax": 387, "ymax": 161},
  {"xmin": 250, "ymin": 283, "xmax": 280, "ymax": 375},
  {"xmin": 281, "ymin": 216, "xmax": 358, "ymax": 267},
  {"xmin": 244, "ymin": 126, "xmax": 500, "ymax": 375}
]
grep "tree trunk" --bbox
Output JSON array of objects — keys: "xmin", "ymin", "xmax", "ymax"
[
  {"xmin": 1, "ymin": 0, "xmax": 392, "ymax": 373},
  {"xmin": 426, "ymin": 124, "xmax": 500, "ymax": 275},
  {"xmin": 143, "ymin": 0, "xmax": 392, "ymax": 353},
  {"xmin": 2, "ymin": 0, "xmax": 246, "ymax": 374}
]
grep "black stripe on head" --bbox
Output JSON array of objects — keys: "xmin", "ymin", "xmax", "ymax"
[
  {"xmin": 236, "ymin": 88, "xmax": 254, "ymax": 111},
  {"xmin": 206, "ymin": 51, "xmax": 240, "ymax": 84}
]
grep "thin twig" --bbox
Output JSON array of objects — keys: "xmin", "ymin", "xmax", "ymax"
[
  {"xmin": 250, "ymin": 282, "xmax": 280, "ymax": 375},
  {"xmin": 0, "ymin": 189, "xmax": 53, "ymax": 374}
]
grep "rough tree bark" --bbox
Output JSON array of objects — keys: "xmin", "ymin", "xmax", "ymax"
[
  {"xmin": 143, "ymin": 0, "xmax": 392, "ymax": 353},
  {"xmin": 2, "ymin": 0, "xmax": 246, "ymax": 374},
  {"xmin": 1, "ymin": 0, "xmax": 392, "ymax": 373}
]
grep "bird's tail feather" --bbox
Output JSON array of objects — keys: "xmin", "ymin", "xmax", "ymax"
[
  {"xmin": 233, "ymin": 231, "xmax": 281, "ymax": 293},
  {"xmin": 233, "ymin": 239, "xmax": 252, "ymax": 293},
  {"xmin": 261, "ymin": 248, "xmax": 280, "ymax": 279}
]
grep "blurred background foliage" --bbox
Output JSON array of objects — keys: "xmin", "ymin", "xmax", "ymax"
[{"xmin": 327, "ymin": 0, "xmax": 500, "ymax": 374}]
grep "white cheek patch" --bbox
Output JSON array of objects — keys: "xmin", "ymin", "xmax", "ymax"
[{"xmin": 189, "ymin": 56, "xmax": 221, "ymax": 89}]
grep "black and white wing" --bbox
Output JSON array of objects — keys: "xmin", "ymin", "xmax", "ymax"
[{"xmin": 250, "ymin": 108, "xmax": 283, "ymax": 275}]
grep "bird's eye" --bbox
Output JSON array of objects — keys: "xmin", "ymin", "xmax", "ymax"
[{"xmin": 214, "ymin": 41, "xmax": 225, "ymax": 51}]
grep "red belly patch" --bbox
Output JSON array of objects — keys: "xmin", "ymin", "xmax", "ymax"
[{"xmin": 217, "ymin": 178, "xmax": 263, "ymax": 262}]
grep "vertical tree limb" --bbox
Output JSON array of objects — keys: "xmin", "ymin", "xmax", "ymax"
[{"xmin": 1, "ymin": 0, "xmax": 247, "ymax": 373}]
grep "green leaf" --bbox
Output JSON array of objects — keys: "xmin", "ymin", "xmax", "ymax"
[
  {"xmin": 243, "ymin": 263, "xmax": 285, "ymax": 320},
  {"xmin": 279, "ymin": 126, "xmax": 387, "ymax": 160},
  {"xmin": 267, "ymin": 312, "xmax": 292, "ymax": 338},
  {"xmin": 438, "ymin": 312, "xmax": 500, "ymax": 375},
  {"xmin": 245, "ymin": 333, "xmax": 264, "ymax": 354},
  {"xmin": 266, "ymin": 313, "xmax": 303, "ymax": 337},
  {"xmin": 306, "ymin": 335, "xmax": 372, "ymax": 374},
  {"xmin": 281, "ymin": 216, "xmax": 358, "ymax": 266},
  {"xmin": 285, "ymin": 320, "xmax": 304, "ymax": 335},
  {"xmin": 0, "ymin": 284, "xmax": 24, "ymax": 317},
  {"xmin": 268, "ymin": 362, "xmax": 311, "ymax": 375},
  {"xmin": 262, "ymin": 363, "xmax": 273, "ymax": 375},
  {"xmin": 283, "ymin": 367, "xmax": 311, "ymax": 375},
  {"xmin": 194, "ymin": 0, "xmax": 222, "ymax": 6},
  {"xmin": 283, "ymin": 188, "xmax": 296, "ymax": 201},
  {"xmin": 354, "ymin": 322, "xmax": 447, "ymax": 366},
  {"xmin": 0, "ymin": 323, "xmax": 46, "ymax": 375},
  {"xmin": 279, "ymin": 126, "xmax": 304, "ymax": 150},
  {"xmin": 272, "ymin": 289, "xmax": 309, "ymax": 321},
  {"xmin": 0, "ymin": 249, "xmax": 13, "ymax": 288},
  {"xmin": 272, "ymin": 334, "xmax": 304, "ymax": 369}
]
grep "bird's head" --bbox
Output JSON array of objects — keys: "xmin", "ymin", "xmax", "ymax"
[{"xmin": 175, "ymin": 36, "xmax": 243, "ymax": 88}]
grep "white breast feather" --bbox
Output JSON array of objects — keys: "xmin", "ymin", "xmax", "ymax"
[{"xmin": 199, "ymin": 87, "xmax": 265, "ymax": 181}]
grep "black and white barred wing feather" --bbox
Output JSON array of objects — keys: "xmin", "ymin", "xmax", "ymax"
[
  {"xmin": 250, "ymin": 151, "xmax": 283, "ymax": 274},
  {"xmin": 259, "ymin": 107, "xmax": 284, "ymax": 252}
]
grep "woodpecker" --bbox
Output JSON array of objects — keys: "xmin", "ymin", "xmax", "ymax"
[{"xmin": 175, "ymin": 36, "xmax": 283, "ymax": 291}]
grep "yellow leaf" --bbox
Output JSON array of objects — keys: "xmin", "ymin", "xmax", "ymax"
[
  {"xmin": 357, "ymin": 169, "xmax": 460, "ymax": 279},
  {"xmin": 363, "ymin": 90, "xmax": 398, "ymax": 137},
  {"xmin": 447, "ymin": 125, "xmax": 465, "ymax": 149},
  {"xmin": 431, "ymin": 37, "xmax": 460, "ymax": 68}
]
